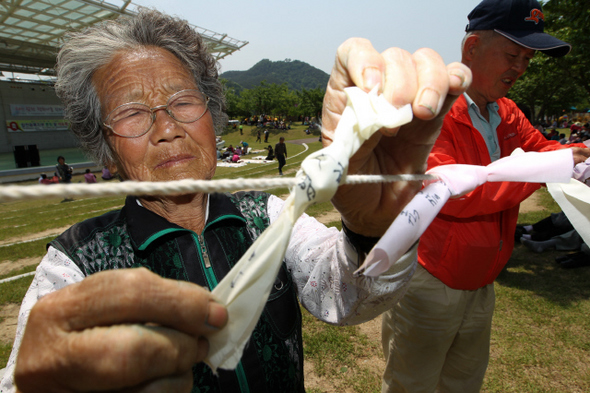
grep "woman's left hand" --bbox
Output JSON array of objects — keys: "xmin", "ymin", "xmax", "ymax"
[{"xmin": 322, "ymin": 38, "xmax": 472, "ymax": 236}]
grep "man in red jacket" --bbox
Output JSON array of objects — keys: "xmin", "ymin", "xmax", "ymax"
[{"xmin": 382, "ymin": 1, "xmax": 590, "ymax": 392}]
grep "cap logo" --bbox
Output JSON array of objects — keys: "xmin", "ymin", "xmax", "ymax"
[{"xmin": 524, "ymin": 9, "xmax": 544, "ymax": 24}]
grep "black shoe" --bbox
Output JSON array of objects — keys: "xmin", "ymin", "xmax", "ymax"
[
  {"xmin": 559, "ymin": 252, "xmax": 590, "ymax": 269},
  {"xmin": 514, "ymin": 226, "xmax": 526, "ymax": 242},
  {"xmin": 555, "ymin": 254, "xmax": 572, "ymax": 264}
]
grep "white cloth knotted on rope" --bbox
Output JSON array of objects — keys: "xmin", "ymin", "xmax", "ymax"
[
  {"xmin": 204, "ymin": 87, "xmax": 413, "ymax": 372},
  {"xmin": 354, "ymin": 147, "xmax": 575, "ymax": 277},
  {"xmin": 547, "ymin": 157, "xmax": 590, "ymax": 247}
]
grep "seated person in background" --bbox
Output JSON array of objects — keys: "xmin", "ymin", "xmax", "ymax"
[
  {"xmin": 38, "ymin": 174, "xmax": 54, "ymax": 185},
  {"xmin": 234, "ymin": 146, "xmax": 242, "ymax": 156},
  {"xmin": 84, "ymin": 169, "xmax": 97, "ymax": 183},
  {"xmin": 1, "ymin": 8, "xmax": 472, "ymax": 393},
  {"xmin": 520, "ymin": 158, "xmax": 590, "ymax": 264},
  {"xmin": 570, "ymin": 122, "xmax": 582, "ymax": 134},
  {"xmin": 570, "ymin": 132, "xmax": 582, "ymax": 144},
  {"xmin": 557, "ymin": 244, "xmax": 590, "ymax": 269},
  {"xmin": 546, "ymin": 128, "xmax": 558, "ymax": 140},
  {"xmin": 519, "ymin": 212, "xmax": 573, "ymax": 242},
  {"xmin": 559, "ymin": 133, "xmax": 568, "ymax": 144},
  {"xmin": 265, "ymin": 144, "xmax": 275, "ymax": 160},
  {"xmin": 520, "ymin": 213, "xmax": 590, "ymax": 268},
  {"xmin": 101, "ymin": 165, "xmax": 113, "ymax": 180},
  {"xmin": 222, "ymin": 144, "xmax": 234, "ymax": 159}
]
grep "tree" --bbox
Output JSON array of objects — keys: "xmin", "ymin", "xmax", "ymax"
[
  {"xmin": 507, "ymin": 0, "xmax": 590, "ymax": 121},
  {"xmin": 543, "ymin": 0, "xmax": 590, "ymax": 98},
  {"xmin": 507, "ymin": 55, "xmax": 585, "ymax": 122},
  {"xmin": 221, "ymin": 79, "xmax": 242, "ymax": 119},
  {"xmin": 296, "ymin": 87, "xmax": 325, "ymax": 120}
]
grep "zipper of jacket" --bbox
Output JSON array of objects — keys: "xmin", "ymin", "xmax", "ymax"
[{"xmin": 192, "ymin": 232, "xmax": 250, "ymax": 393}]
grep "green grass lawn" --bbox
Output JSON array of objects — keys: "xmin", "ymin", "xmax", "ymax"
[{"xmin": 0, "ymin": 130, "xmax": 589, "ymax": 392}]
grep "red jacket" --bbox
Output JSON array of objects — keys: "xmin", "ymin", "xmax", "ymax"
[{"xmin": 418, "ymin": 95, "xmax": 575, "ymax": 290}]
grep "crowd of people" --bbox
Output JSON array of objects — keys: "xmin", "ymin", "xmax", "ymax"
[
  {"xmin": 239, "ymin": 115, "xmax": 292, "ymax": 131},
  {"xmin": 3, "ymin": 1, "xmax": 590, "ymax": 393},
  {"xmin": 543, "ymin": 121, "xmax": 590, "ymax": 144},
  {"xmin": 38, "ymin": 158, "xmax": 114, "ymax": 185},
  {"xmin": 219, "ymin": 140, "xmax": 251, "ymax": 163}
]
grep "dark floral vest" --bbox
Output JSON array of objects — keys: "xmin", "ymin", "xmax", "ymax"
[{"xmin": 50, "ymin": 191, "xmax": 304, "ymax": 393}]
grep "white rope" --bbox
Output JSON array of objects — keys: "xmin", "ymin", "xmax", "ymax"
[{"xmin": 0, "ymin": 174, "xmax": 436, "ymax": 202}]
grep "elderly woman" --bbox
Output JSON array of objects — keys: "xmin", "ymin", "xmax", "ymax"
[{"xmin": 1, "ymin": 8, "xmax": 470, "ymax": 393}]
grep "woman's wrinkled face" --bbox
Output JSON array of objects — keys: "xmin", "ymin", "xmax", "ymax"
[{"xmin": 93, "ymin": 46, "xmax": 217, "ymax": 182}]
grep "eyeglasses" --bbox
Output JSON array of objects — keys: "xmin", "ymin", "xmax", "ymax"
[{"xmin": 103, "ymin": 89, "xmax": 210, "ymax": 138}]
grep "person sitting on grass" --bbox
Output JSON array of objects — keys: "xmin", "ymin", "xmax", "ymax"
[
  {"xmin": 84, "ymin": 169, "xmax": 97, "ymax": 183},
  {"xmin": 265, "ymin": 145, "xmax": 275, "ymax": 160},
  {"xmin": 101, "ymin": 165, "xmax": 114, "ymax": 180}
]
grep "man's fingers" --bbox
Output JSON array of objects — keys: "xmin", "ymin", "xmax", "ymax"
[
  {"xmin": 446, "ymin": 62, "xmax": 472, "ymax": 96},
  {"xmin": 437, "ymin": 62, "xmax": 472, "ymax": 117},
  {"xmin": 323, "ymin": 38, "xmax": 385, "ymax": 139},
  {"xmin": 331, "ymin": 37, "xmax": 385, "ymax": 92},
  {"xmin": 38, "ymin": 268, "xmax": 227, "ymax": 337},
  {"xmin": 411, "ymin": 48, "xmax": 450, "ymax": 120},
  {"xmin": 570, "ymin": 146, "xmax": 590, "ymax": 164},
  {"xmin": 380, "ymin": 47, "xmax": 417, "ymax": 110}
]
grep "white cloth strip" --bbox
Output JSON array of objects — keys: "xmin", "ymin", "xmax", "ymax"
[
  {"xmin": 205, "ymin": 86, "xmax": 414, "ymax": 372},
  {"xmin": 547, "ymin": 178, "xmax": 590, "ymax": 247},
  {"xmin": 0, "ymin": 174, "xmax": 436, "ymax": 203},
  {"xmin": 355, "ymin": 148, "xmax": 575, "ymax": 277}
]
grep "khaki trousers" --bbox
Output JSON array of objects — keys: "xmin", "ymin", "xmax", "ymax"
[{"xmin": 382, "ymin": 265, "xmax": 495, "ymax": 393}]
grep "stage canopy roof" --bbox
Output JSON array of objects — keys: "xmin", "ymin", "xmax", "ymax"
[{"xmin": 0, "ymin": 0, "xmax": 248, "ymax": 77}]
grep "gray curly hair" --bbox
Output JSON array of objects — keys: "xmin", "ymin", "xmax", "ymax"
[{"xmin": 55, "ymin": 8, "xmax": 227, "ymax": 166}]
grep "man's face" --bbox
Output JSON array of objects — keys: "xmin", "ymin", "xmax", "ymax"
[{"xmin": 468, "ymin": 34, "xmax": 536, "ymax": 105}]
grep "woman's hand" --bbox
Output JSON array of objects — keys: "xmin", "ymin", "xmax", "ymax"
[
  {"xmin": 322, "ymin": 38, "xmax": 472, "ymax": 236},
  {"xmin": 15, "ymin": 268, "xmax": 227, "ymax": 393}
]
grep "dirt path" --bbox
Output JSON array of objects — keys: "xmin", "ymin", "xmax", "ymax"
[
  {"xmin": 314, "ymin": 210, "xmax": 341, "ymax": 226},
  {"xmin": 0, "ymin": 304, "xmax": 20, "ymax": 345},
  {"xmin": 0, "ymin": 257, "xmax": 41, "ymax": 276},
  {"xmin": 519, "ymin": 190, "xmax": 543, "ymax": 213},
  {"xmin": 0, "ymin": 225, "xmax": 71, "ymax": 247}
]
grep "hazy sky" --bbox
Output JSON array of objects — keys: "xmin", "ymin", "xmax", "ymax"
[{"xmin": 134, "ymin": 0, "xmax": 483, "ymax": 75}]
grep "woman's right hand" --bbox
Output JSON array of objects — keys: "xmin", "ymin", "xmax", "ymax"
[{"xmin": 15, "ymin": 268, "xmax": 227, "ymax": 393}]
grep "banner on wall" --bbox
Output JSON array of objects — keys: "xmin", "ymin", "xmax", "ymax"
[
  {"xmin": 10, "ymin": 104, "xmax": 64, "ymax": 117},
  {"xmin": 6, "ymin": 119, "xmax": 69, "ymax": 132}
]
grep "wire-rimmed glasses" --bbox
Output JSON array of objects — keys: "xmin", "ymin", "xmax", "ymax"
[{"xmin": 103, "ymin": 89, "xmax": 210, "ymax": 138}]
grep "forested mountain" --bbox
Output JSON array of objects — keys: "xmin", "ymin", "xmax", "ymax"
[{"xmin": 220, "ymin": 59, "xmax": 329, "ymax": 92}]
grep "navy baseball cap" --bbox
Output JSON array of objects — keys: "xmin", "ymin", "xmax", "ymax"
[{"xmin": 466, "ymin": 0, "xmax": 571, "ymax": 57}]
